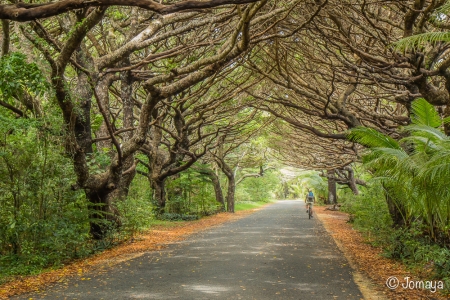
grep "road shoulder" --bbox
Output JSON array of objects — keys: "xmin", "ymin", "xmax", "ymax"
[{"xmin": 315, "ymin": 206, "xmax": 448, "ymax": 300}]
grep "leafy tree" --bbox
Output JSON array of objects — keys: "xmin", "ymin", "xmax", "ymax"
[{"xmin": 349, "ymin": 98, "xmax": 450, "ymax": 242}]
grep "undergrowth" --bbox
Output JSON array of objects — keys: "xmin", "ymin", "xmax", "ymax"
[{"xmin": 341, "ymin": 183, "xmax": 450, "ymax": 293}]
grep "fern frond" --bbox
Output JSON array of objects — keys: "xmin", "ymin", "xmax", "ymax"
[
  {"xmin": 348, "ymin": 127, "xmax": 401, "ymax": 149},
  {"xmin": 400, "ymin": 136, "xmax": 440, "ymax": 154},
  {"xmin": 392, "ymin": 32, "xmax": 450, "ymax": 52},
  {"xmin": 435, "ymin": 1, "xmax": 450, "ymax": 14},
  {"xmin": 410, "ymin": 98, "xmax": 442, "ymax": 127},
  {"xmin": 402, "ymin": 124, "xmax": 448, "ymax": 142}
]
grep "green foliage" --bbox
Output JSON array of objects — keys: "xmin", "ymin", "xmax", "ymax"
[
  {"xmin": 348, "ymin": 126, "xmax": 401, "ymax": 150},
  {"xmin": 341, "ymin": 180, "xmax": 450, "ymax": 290},
  {"xmin": 347, "ymin": 98, "xmax": 450, "ymax": 242},
  {"xmin": 157, "ymin": 213, "xmax": 199, "ymax": 221},
  {"xmin": 115, "ymin": 198, "xmax": 154, "ymax": 238},
  {"xmin": 341, "ymin": 181, "xmax": 392, "ymax": 240},
  {"xmin": 236, "ymin": 170, "xmax": 279, "ymax": 202},
  {"xmin": 287, "ymin": 170, "xmax": 327, "ymax": 200},
  {"xmin": 0, "ymin": 52, "xmax": 49, "ymax": 100},
  {"xmin": 410, "ymin": 98, "xmax": 442, "ymax": 127},
  {"xmin": 392, "ymin": 32, "xmax": 450, "ymax": 52},
  {"xmin": 165, "ymin": 168, "xmax": 221, "ymax": 216},
  {"xmin": 0, "ymin": 107, "xmax": 90, "ymax": 280}
]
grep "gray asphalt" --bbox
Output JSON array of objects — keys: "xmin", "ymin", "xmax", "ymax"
[{"xmin": 15, "ymin": 200, "xmax": 363, "ymax": 299}]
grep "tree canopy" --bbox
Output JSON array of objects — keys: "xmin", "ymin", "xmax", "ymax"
[{"xmin": 3, "ymin": 0, "xmax": 450, "ymax": 283}]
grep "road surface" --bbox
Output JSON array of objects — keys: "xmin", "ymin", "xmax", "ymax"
[{"xmin": 16, "ymin": 200, "xmax": 363, "ymax": 299}]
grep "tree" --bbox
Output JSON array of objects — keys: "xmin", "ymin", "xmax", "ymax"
[{"xmin": 349, "ymin": 98, "xmax": 450, "ymax": 241}]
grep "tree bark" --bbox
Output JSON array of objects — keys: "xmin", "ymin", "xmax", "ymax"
[
  {"xmin": 0, "ymin": 0, "xmax": 262, "ymax": 22},
  {"xmin": 197, "ymin": 168, "xmax": 225, "ymax": 210},
  {"xmin": 152, "ymin": 178, "xmax": 166, "ymax": 214},
  {"xmin": 117, "ymin": 59, "xmax": 136, "ymax": 198},
  {"xmin": 1, "ymin": 19, "xmax": 9, "ymax": 56},
  {"xmin": 343, "ymin": 166, "xmax": 359, "ymax": 195},
  {"xmin": 327, "ymin": 169, "xmax": 337, "ymax": 205},
  {"xmin": 210, "ymin": 171, "xmax": 225, "ymax": 210},
  {"xmin": 226, "ymin": 172, "xmax": 236, "ymax": 213},
  {"xmin": 87, "ymin": 187, "xmax": 121, "ymax": 240}
]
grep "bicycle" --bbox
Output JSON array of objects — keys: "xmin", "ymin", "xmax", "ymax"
[{"xmin": 306, "ymin": 202, "xmax": 313, "ymax": 219}]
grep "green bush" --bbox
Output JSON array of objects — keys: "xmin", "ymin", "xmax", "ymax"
[
  {"xmin": 340, "ymin": 182, "xmax": 392, "ymax": 239},
  {"xmin": 341, "ymin": 179, "xmax": 450, "ymax": 293},
  {"xmin": 0, "ymin": 109, "xmax": 91, "ymax": 280}
]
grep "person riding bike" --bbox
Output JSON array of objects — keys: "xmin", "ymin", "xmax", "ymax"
[{"xmin": 305, "ymin": 189, "xmax": 315, "ymax": 216}]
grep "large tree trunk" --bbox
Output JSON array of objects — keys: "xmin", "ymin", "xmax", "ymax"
[
  {"xmin": 117, "ymin": 60, "xmax": 136, "ymax": 198},
  {"xmin": 152, "ymin": 178, "xmax": 166, "ymax": 214},
  {"xmin": 86, "ymin": 187, "xmax": 121, "ymax": 240},
  {"xmin": 327, "ymin": 169, "xmax": 337, "ymax": 205}
]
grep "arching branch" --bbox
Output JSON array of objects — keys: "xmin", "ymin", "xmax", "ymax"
[{"xmin": 0, "ymin": 0, "xmax": 261, "ymax": 22}]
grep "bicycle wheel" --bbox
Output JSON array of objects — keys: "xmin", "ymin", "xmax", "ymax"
[{"xmin": 309, "ymin": 207, "xmax": 312, "ymax": 219}]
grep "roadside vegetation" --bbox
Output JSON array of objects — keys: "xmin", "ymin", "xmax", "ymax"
[{"xmin": 3, "ymin": 0, "xmax": 450, "ymax": 296}]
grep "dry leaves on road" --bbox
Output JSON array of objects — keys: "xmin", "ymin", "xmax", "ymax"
[
  {"xmin": 315, "ymin": 206, "xmax": 449, "ymax": 300},
  {"xmin": 0, "ymin": 209, "xmax": 259, "ymax": 299}
]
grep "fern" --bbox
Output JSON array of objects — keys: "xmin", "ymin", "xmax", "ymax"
[
  {"xmin": 392, "ymin": 32, "xmax": 450, "ymax": 52},
  {"xmin": 435, "ymin": 1, "xmax": 450, "ymax": 14},
  {"xmin": 410, "ymin": 98, "xmax": 442, "ymax": 127},
  {"xmin": 402, "ymin": 124, "xmax": 448, "ymax": 142},
  {"xmin": 348, "ymin": 127, "xmax": 401, "ymax": 149}
]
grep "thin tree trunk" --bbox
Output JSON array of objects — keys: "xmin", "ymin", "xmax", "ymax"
[
  {"xmin": 198, "ymin": 168, "xmax": 225, "ymax": 210},
  {"xmin": 226, "ymin": 173, "xmax": 236, "ymax": 213},
  {"xmin": 344, "ymin": 167, "xmax": 359, "ymax": 195},
  {"xmin": 444, "ymin": 104, "xmax": 450, "ymax": 136},
  {"xmin": 1, "ymin": 19, "xmax": 9, "ymax": 57},
  {"xmin": 210, "ymin": 171, "xmax": 225, "ymax": 211},
  {"xmin": 327, "ymin": 169, "xmax": 337, "ymax": 205}
]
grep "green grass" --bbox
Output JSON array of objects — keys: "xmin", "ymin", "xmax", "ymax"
[
  {"xmin": 234, "ymin": 201, "xmax": 270, "ymax": 211},
  {"xmin": 148, "ymin": 219, "xmax": 187, "ymax": 226}
]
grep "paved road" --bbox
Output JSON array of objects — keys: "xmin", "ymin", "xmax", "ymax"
[{"xmin": 16, "ymin": 200, "xmax": 363, "ymax": 299}]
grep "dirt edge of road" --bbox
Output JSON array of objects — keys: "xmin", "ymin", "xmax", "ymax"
[
  {"xmin": 314, "ymin": 206, "xmax": 448, "ymax": 300},
  {"xmin": 0, "ymin": 206, "xmax": 269, "ymax": 300},
  {"xmin": 314, "ymin": 207, "xmax": 387, "ymax": 300}
]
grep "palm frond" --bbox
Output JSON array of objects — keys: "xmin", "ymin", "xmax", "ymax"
[
  {"xmin": 400, "ymin": 136, "xmax": 440, "ymax": 154},
  {"xmin": 418, "ymin": 149, "xmax": 450, "ymax": 182},
  {"xmin": 392, "ymin": 32, "xmax": 450, "ymax": 52},
  {"xmin": 363, "ymin": 148, "xmax": 410, "ymax": 175},
  {"xmin": 348, "ymin": 127, "xmax": 401, "ymax": 149},
  {"xmin": 410, "ymin": 98, "xmax": 442, "ymax": 127},
  {"xmin": 402, "ymin": 124, "xmax": 448, "ymax": 142},
  {"xmin": 435, "ymin": 1, "xmax": 450, "ymax": 14}
]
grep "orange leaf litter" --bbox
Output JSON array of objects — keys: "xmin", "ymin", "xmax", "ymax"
[
  {"xmin": 315, "ymin": 206, "xmax": 450, "ymax": 300},
  {"xmin": 0, "ymin": 209, "xmax": 257, "ymax": 299}
]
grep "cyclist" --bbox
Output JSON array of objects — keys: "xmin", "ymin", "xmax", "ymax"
[{"xmin": 305, "ymin": 189, "xmax": 315, "ymax": 216}]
